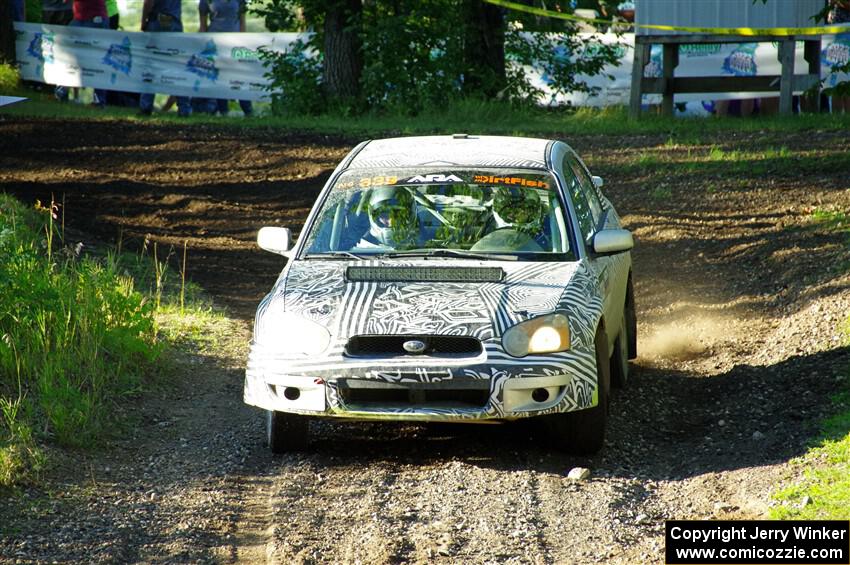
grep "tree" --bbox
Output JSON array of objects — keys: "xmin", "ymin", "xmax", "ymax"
[
  {"xmin": 255, "ymin": 0, "xmax": 624, "ymax": 114},
  {"xmin": 1, "ymin": 0, "xmax": 15, "ymax": 65},
  {"xmin": 322, "ymin": 0, "xmax": 363, "ymax": 101},
  {"xmin": 461, "ymin": 0, "xmax": 507, "ymax": 98}
]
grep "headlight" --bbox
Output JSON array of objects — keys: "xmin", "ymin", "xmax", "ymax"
[
  {"xmin": 256, "ymin": 309, "xmax": 331, "ymax": 356},
  {"xmin": 502, "ymin": 312, "xmax": 570, "ymax": 357}
]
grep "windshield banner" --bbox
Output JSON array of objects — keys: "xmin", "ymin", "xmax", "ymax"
[{"xmin": 13, "ymin": 23, "xmax": 304, "ymax": 100}]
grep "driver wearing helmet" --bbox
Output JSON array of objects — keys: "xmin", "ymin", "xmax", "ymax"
[
  {"xmin": 471, "ymin": 186, "xmax": 546, "ymax": 252},
  {"xmin": 491, "ymin": 186, "xmax": 544, "ymax": 235},
  {"xmin": 357, "ymin": 186, "xmax": 419, "ymax": 248}
]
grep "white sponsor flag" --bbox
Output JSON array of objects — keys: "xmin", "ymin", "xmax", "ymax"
[{"xmin": 13, "ymin": 22, "xmax": 305, "ymax": 101}]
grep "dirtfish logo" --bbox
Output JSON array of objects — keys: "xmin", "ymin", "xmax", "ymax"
[
  {"xmin": 27, "ymin": 32, "xmax": 54, "ymax": 63},
  {"xmin": 103, "ymin": 36, "xmax": 132, "ymax": 75},
  {"xmin": 231, "ymin": 47, "xmax": 260, "ymax": 61},
  {"xmin": 722, "ymin": 43, "xmax": 758, "ymax": 76},
  {"xmin": 187, "ymin": 40, "xmax": 219, "ymax": 81}
]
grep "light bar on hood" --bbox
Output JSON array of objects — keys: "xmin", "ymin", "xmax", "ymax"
[{"xmin": 346, "ymin": 266, "xmax": 504, "ymax": 283}]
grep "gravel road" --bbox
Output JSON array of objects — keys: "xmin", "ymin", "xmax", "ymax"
[{"xmin": 0, "ymin": 117, "xmax": 848, "ymax": 564}]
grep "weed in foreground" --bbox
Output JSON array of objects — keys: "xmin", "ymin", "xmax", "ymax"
[{"xmin": 0, "ymin": 194, "xmax": 221, "ymax": 487}]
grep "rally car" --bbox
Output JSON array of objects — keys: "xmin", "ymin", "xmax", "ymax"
[{"xmin": 245, "ymin": 134, "xmax": 636, "ymax": 454}]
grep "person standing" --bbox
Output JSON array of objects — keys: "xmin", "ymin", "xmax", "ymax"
[
  {"xmin": 13, "ymin": 0, "xmax": 26, "ymax": 21},
  {"xmin": 828, "ymin": 0, "xmax": 850, "ymax": 113},
  {"xmin": 198, "ymin": 0, "xmax": 252, "ymax": 116},
  {"xmin": 105, "ymin": 0, "xmax": 119, "ymax": 29},
  {"xmin": 139, "ymin": 0, "xmax": 191, "ymax": 116},
  {"xmin": 54, "ymin": 0, "xmax": 109, "ymax": 107},
  {"xmin": 42, "ymin": 0, "xmax": 72, "ymax": 25}
]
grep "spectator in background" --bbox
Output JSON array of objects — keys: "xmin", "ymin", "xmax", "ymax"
[
  {"xmin": 198, "ymin": 0, "xmax": 252, "ymax": 117},
  {"xmin": 43, "ymin": 0, "xmax": 73, "ymax": 101},
  {"xmin": 42, "ymin": 0, "xmax": 72, "ymax": 25},
  {"xmin": 55, "ymin": 0, "xmax": 109, "ymax": 107},
  {"xmin": 139, "ymin": 0, "xmax": 191, "ymax": 117},
  {"xmin": 827, "ymin": 0, "xmax": 850, "ymax": 113},
  {"xmin": 13, "ymin": 0, "xmax": 25, "ymax": 21},
  {"xmin": 105, "ymin": 0, "xmax": 119, "ymax": 29}
]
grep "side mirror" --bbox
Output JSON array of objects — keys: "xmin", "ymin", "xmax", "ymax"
[
  {"xmin": 591, "ymin": 175, "xmax": 604, "ymax": 189},
  {"xmin": 257, "ymin": 227, "xmax": 293, "ymax": 256},
  {"xmin": 592, "ymin": 229, "xmax": 633, "ymax": 255}
]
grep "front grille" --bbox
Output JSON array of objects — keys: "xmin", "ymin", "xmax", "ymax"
[
  {"xmin": 337, "ymin": 379, "xmax": 490, "ymax": 409},
  {"xmin": 344, "ymin": 335, "xmax": 482, "ymax": 358}
]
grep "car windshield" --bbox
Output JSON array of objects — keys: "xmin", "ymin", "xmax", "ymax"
[{"xmin": 302, "ymin": 169, "xmax": 575, "ymax": 260}]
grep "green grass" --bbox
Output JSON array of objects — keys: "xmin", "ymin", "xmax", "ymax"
[
  {"xmin": 771, "ymin": 373, "xmax": 850, "ymax": 520},
  {"xmin": 812, "ymin": 208, "xmax": 848, "ymax": 232},
  {"xmin": 0, "ymin": 194, "xmax": 222, "ymax": 487},
  {"xmin": 5, "ymin": 77, "xmax": 850, "ymax": 138}
]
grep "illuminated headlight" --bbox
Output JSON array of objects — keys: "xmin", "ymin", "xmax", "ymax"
[
  {"xmin": 256, "ymin": 309, "xmax": 331, "ymax": 356},
  {"xmin": 502, "ymin": 312, "xmax": 570, "ymax": 357}
]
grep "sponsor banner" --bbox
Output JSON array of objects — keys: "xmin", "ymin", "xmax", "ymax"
[
  {"xmin": 524, "ymin": 33, "xmax": 850, "ymax": 107},
  {"xmin": 12, "ymin": 23, "xmax": 850, "ymax": 107},
  {"xmin": 13, "ymin": 22, "xmax": 305, "ymax": 100}
]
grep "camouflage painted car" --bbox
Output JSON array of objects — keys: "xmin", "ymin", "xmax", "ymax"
[{"xmin": 245, "ymin": 135, "xmax": 636, "ymax": 454}]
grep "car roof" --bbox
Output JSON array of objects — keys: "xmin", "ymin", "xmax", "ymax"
[{"xmin": 346, "ymin": 135, "xmax": 554, "ymax": 170}]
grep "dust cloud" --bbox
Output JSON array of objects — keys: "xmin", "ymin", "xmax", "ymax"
[{"xmin": 639, "ymin": 313, "xmax": 738, "ymax": 361}]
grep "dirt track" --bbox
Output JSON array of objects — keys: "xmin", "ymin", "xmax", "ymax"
[{"xmin": 1, "ymin": 116, "xmax": 848, "ymax": 564}]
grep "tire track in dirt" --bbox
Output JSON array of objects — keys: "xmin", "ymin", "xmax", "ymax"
[{"xmin": 267, "ymin": 455, "xmax": 405, "ymax": 563}]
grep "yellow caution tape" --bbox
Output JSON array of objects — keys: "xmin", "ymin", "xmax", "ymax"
[{"xmin": 484, "ymin": 0, "xmax": 850, "ymax": 36}]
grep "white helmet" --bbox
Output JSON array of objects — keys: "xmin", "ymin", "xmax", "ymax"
[{"xmin": 367, "ymin": 187, "xmax": 418, "ymax": 246}]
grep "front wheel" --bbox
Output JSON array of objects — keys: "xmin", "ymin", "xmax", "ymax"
[
  {"xmin": 542, "ymin": 326, "xmax": 610, "ymax": 454},
  {"xmin": 267, "ymin": 410, "xmax": 309, "ymax": 454}
]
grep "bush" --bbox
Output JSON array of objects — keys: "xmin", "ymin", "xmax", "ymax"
[{"xmin": 0, "ymin": 63, "xmax": 19, "ymax": 92}]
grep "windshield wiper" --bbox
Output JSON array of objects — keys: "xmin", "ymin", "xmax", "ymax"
[
  {"xmin": 303, "ymin": 251, "xmax": 368, "ymax": 260},
  {"xmin": 382, "ymin": 249, "xmax": 518, "ymax": 261}
]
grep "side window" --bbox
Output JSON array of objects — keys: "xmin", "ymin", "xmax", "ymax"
[
  {"xmin": 568, "ymin": 155, "xmax": 603, "ymax": 227},
  {"xmin": 561, "ymin": 155, "xmax": 595, "ymax": 242}
]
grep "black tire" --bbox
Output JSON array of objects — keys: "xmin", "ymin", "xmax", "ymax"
[
  {"xmin": 625, "ymin": 275, "xmax": 637, "ymax": 360},
  {"xmin": 267, "ymin": 410, "xmax": 309, "ymax": 454},
  {"xmin": 543, "ymin": 326, "xmax": 610, "ymax": 454},
  {"xmin": 611, "ymin": 309, "xmax": 630, "ymax": 388}
]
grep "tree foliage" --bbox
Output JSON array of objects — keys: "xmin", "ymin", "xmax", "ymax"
[{"xmin": 253, "ymin": 0, "xmax": 624, "ymax": 115}]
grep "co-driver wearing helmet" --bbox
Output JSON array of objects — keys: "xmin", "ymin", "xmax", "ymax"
[{"xmin": 356, "ymin": 186, "xmax": 420, "ymax": 249}]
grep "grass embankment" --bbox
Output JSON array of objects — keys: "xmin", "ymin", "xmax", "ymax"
[
  {"xmin": 770, "ymin": 210, "xmax": 850, "ymax": 520},
  {"xmin": 0, "ymin": 194, "xmax": 220, "ymax": 487}
]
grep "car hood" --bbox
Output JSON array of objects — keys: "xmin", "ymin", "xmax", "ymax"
[{"xmin": 261, "ymin": 259, "xmax": 591, "ymax": 341}]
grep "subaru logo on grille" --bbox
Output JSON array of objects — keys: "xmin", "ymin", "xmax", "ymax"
[{"xmin": 403, "ymin": 340, "xmax": 427, "ymax": 354}]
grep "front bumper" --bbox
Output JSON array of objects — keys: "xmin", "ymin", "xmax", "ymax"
[{"xmin": 244, "ymin": 341, "xmax": 599, "ymax": 422}]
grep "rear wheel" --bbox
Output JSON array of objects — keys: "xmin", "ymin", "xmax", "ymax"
[
  {"xmin": 611, "ymin": 309, "xmax": 630, "ymax": 388},
  {"xmin": 625, "ymin": 275, "xmax": 637, "ymax": 360},
  {"xmin": 267, "ymin": 410, "xmax": 309, "ymax": 454},
  {"xmin": 543, "ymin": 326, "xmax": 610, "ymax": 454}
]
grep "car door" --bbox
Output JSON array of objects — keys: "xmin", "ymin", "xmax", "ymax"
[{"xmin": 561, "ymin": 152, "xmax": 623, "ymax": 351}]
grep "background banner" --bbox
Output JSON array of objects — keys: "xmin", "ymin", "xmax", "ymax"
[
  {"xmin": 525, "ymin": 33, "xmax": 850, "ymax": 108},
  {"xmin": 13, "ymin": 23, "xmax": 303, "ymax": 101},
  {"xmin": 13, "ymin": 23, "xmax": 850, "ymax": 108}
]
